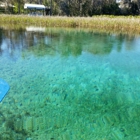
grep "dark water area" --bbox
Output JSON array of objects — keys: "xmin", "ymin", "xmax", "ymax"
[{"xmin": 0, "ymin": 27, "xmax": 140, "ymax": 140}]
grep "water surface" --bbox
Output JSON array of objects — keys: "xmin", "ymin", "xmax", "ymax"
[{"xmin": 0, "ymin": 27, "xmax": 140, "ymax": 140}]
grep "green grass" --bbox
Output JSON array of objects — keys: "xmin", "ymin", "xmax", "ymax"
[{"xmin": 0, "ymin": 14, "xmax": 140, "ymax": 34}]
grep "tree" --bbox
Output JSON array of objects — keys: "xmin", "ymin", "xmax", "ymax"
[
  {"xmin": 130, "ymin": 1, "xmax": 139, "ymax": 15},
  {"xmin": 0, "ymin": 0, "xmax": 139, "ymax": 15},
  {"xmin": 102, "ymin": 2, "xmax": 120, "ymax": 15}
]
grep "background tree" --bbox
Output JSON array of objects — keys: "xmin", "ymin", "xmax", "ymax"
[
  {"xmin": 0, "ymin": 0, "xmax": 139, "ymax": 16},
  {"xmin": 101, "ymin": 1, "xmax": 120, "ymax": 15},
  {"xmin": 130, "ymin": 1, "xmax": 139, "ymax": 15}
]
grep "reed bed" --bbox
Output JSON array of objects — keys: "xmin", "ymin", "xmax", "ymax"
[{"xmin": 0, "ymin": 14, "xmax": 140, "ymax": 34}]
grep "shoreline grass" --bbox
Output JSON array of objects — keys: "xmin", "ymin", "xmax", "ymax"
[{"xmin": 0, "ymin": 14, "xmax": 140, "ymax": 35}]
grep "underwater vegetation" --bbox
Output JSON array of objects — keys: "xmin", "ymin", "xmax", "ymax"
[{"xmin": 0, "ymin": 26, "xmax": 140, "ymax": 139}]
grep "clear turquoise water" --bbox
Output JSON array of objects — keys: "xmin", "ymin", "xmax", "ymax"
[{"xmin": 0, "ymin": 27, "xmax": 140, "ymax": 140}]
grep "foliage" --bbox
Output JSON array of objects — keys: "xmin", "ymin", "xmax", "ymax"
[
  {"xmin": 130, "ymin": 1, "xmax": 139, "ymax": 15},
  {"xmin": 0, "ymin": 0, "xmax": 140, "ymax": 16},
  {"xmin": 13, "ymin": 2, "xmax": 18, "ymax": 14},
  {"xmin": 102, "ymin": 3, "xmax": 121, "ymax": 15}
]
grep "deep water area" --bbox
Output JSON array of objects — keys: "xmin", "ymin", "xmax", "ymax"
[{"xmin": 0, "ymin": 27, "xmax": 140, "ymax": 140}]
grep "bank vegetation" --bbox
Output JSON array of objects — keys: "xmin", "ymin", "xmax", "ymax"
[{"xmin": 0, "ymin": 15, "xmax": 140, "ymax": 35}]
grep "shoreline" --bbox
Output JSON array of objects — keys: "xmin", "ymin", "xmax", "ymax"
[{"xmin": 0, "ymin": 15, "xmax": 140, "ymax": 35}]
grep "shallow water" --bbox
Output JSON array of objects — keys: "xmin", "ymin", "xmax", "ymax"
[{"xmin": 0, "ymin": 27, "xmax": 140, "ymax": 140}]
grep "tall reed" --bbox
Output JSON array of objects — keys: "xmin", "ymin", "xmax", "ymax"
[{"xmin": 0, "ymin": 15, "xmax": 140, "ymax": 34}]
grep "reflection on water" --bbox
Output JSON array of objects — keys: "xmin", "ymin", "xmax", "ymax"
[
  {"xmin": 0, "ymin": 27, "xmax": 140, "ymax": 139},
  {"xmin": 1, "ymin": 27, "xmax": 140, "ymax": 58}
]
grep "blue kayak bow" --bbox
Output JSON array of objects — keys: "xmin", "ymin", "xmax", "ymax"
[{"xmin": 0, "ymin": 78, "xmax": 10, "ymax": 102}]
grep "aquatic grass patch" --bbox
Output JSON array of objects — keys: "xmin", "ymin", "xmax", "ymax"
[{"xmin": 0, "ymin": 15, "xmax": 140, "ymax": 34}]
